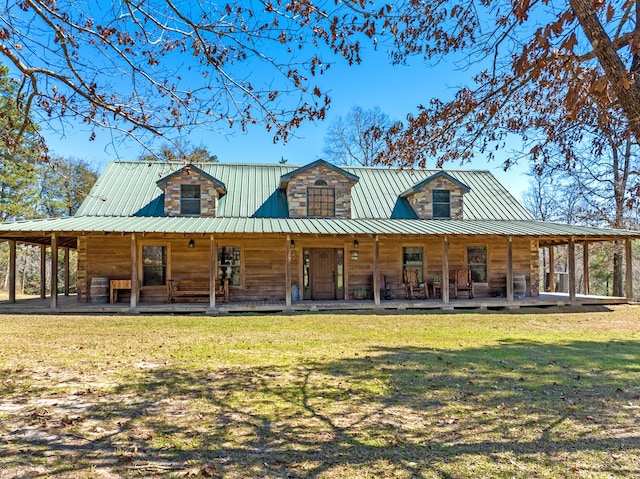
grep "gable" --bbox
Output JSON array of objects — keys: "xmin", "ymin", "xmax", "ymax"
[{"xmin": 279, "ymin": 159, "xmax": 359, "ymax": 189}]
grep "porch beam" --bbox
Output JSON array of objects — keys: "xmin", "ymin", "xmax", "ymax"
[
  {"xmin": 51, "ymin": 234, "xmax": 58, "ymax": 309},
  {"xmin": 8, "ymin": 240, "xmax": 16, "ymax": 303},
  {"xmin": 373, "ymin": 235, "xmax": 380, "ymax": 306},
  {"xmin": 40, "ymin": 244, "xmax": 46, "ymax": 299},
  {"xmin": 506, "ymin": 236, "xmax": 514, "ymax": 302},
  {"xmin": 130, "ymin": 233, "xmax": 138, "ymax": 310},
  {"xmin": 64, "ymin": 247, "xmax": 70, "ymax": 296},
  {"xmin": 568, "ymin": 237, "xmax": 576, "ymax": 301},
  {"xmin": 625, "ymin": 238, "xmax": 633, "ymax": 300},
  {"xmin": 285, "ymin": 235, "xmax": 292, "ymax": 307},
  {"xmin": 442, "ymin": 236, "xmax": 450, "ymax": 304},
  {"xmin": 548, "ymin": 246, "xmax": 555, "ymax": 292},
  {"xmin": 210, "ymin": 235, "xmax": 217, "ymax": 309},
  {"xmin": 583, "ymin": 242, "xmax": 590, "ymax": 295}
]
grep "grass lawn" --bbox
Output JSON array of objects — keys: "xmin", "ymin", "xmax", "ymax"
[{"xmin": 1, "ymin": 305, "xmax": 640, "ymax": 478}]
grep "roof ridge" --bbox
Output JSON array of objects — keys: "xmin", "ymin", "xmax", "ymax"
[
  {"xmin": 112, "ymin": 160, "xmax": 297, "ymax": 167},
  {"xmin": 110, "ymin": 160, "xmax": 492, "ymax": 173}
]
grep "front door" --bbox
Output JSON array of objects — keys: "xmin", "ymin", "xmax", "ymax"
[{"xmin": 311, "ymin": 248, "xmax": 336, "ymax": 300}]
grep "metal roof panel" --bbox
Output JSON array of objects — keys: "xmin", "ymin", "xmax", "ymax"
[{"xmin": 2, "ymin": 216, "xmax": 638, "ymax": 240}]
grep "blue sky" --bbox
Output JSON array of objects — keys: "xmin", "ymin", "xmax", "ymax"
[{"xmin": 42, "ymin": 38, "xmax": 532, "ymax": 199}]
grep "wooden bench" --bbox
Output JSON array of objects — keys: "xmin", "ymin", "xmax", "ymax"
[{"xmin": 168, "ymin": 278, "xmax": 229, "ymax": 303}]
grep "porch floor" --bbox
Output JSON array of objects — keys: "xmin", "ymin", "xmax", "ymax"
[{"xmin": 0, "ymin": 292, "xmax": 632, "ymax": 314}]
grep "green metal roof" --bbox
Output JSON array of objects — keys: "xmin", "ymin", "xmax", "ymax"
[
  {"xmin": 1, "ymin": 216, "xmax": 638, "ymax": 241},
  {"xmin": 3, "ymin": 160, "xmax": 637, "ymax": 241},
  {"xmin": 75, "ymin": 161, "xmax": 534, "ymax": 220}
]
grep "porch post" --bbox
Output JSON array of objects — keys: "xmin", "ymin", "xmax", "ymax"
[
  {"xmin": 548, "ymin": 245, "xmax": 556, "ymax": 292},
  {"xmin": 583, "ymin": 242, "xmax": 590, "ymax": 295},
  {"xmin": 210, "ymin": 235, "xmax": 217, "ymax": 309},
  {"xmin": 442, "ymin": 236, "xmax": 450, "ymax": 304},
  {"xmin": 285, "ymin": 235, "xmax": 292, "ymax": 307},
  {"xmin": 343, "ymin": 240, "xmax": 348, "ymax": 300},
  {"xmin": 64, "ymin": 247, "xmax": 70, "ymax": 296},
  {"xmin": 40, "ymin": 244, "xmax": 47, "ymax": 299},
  {"xmin": 8, "ymin": 240, "xmax": 16, "ymax": 303},
  {"xmin": 568, "ymin": 237, "xmax": 576, "ymax": 301},
  {"xmin": 130, "ymin": 233, "xmax": 138, "ymax": 310},
  {"xmin": 50, "ymin": 233, "xmax": 58, "ymax": 309},
  {"xmin": 373, "ymin": 235, "xmax": 380, "ymax": 306},
  {"xmin": 625, "ymin": 238, "xmax": 633, "ymax": 300},
  {"xmin": 506, "ymin": 236, "xmax": 514, "ymax": 302}
]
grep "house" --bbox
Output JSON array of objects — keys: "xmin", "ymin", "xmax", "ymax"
[{"xmin": 0, "ymin": 159, "xmax": 638, "ymax": 311}]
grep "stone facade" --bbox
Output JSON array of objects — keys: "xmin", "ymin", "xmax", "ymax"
[
  {"xmin": 286, "ymin": 164, "xmax": 355, "ymax": 218},
  {"xmin": 161, "ymin": 169, "xmax": 220, "ymax": 217},
  {"xmin": 407, "ymin": 176, "xmax": 465, "ymax": 220}
]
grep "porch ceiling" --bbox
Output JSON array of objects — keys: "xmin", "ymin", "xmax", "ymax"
[{"xmin": 0, "ymin": 232, "xmax": 77, "ymax": 249}]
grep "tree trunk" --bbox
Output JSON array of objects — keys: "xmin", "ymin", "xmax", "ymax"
[
  {"xmin": 613, "ymin": 242, "xmax": 624, "ymax": 297},
  {"xmin": 3, "ymin": 261, "xmax": 9, "ymax": 291},
  {"xmin": 570, "ymin": 0, "xmax": 640, "ymax": 144}
]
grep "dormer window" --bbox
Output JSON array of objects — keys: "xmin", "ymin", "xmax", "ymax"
[
  {"xmin": 432, "ymin": 190, "xmax": 450, "ymax": 218},
  {"xmin": 279, "ymin": 160, "xmax": 358, "ymax": 219},
  {"xmin": 156, "ymin": 164, "xmax": 226, "ymax": 217},
  {"xmin": 308, "ymin": 179, "xmax": 335, "ymax": 217},
  {"xmin": 180, "ymin": 184, "xmax": 201, "ymax": 215}
]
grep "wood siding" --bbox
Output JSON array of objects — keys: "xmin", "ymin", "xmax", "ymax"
[{"xmin": 80, "ymin": 233, "xmax": 539, "ymax": 303}]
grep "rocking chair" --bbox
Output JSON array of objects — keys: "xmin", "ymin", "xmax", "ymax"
[
  {"xmin": 454, "ymin": 269, "xmax": 474, "ymax": 299},
  {"xmin": 404, "ymin": 269, "xmax": 427, "ymax": 299}
]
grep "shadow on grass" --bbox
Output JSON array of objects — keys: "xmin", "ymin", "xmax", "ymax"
[{"xmin": 3, "ymin": 339, "xmax": 640, "ymax": 478}]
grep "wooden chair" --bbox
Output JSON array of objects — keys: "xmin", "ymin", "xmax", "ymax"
[
  {"xmin": 454, "ymin": 269, "xmax": 474, "ymax": 299},
  {"xmin": 431, "ymin": 277, "xmax": 442, "ymax": 299},
  {"xmin": 404, "ymin": 269, "xmax": 427, "ymax": 299}
]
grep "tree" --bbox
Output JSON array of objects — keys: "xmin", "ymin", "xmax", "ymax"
[
  {"xmin": 378, "ymin": 0, "xmax": 640, "ymax": 172},
  {"xmin": 38, "ymin": 157, "xmax": 98, "ymax": 217},
  {"xmin": 0, "ymin": 1, "xmax": 387, "ymax": 155},
  {"xmin": 138, "ymin": 141, "xmax": 218, "ymax": 163},
  {"xmin": 0, "ymin": 64, "xmax": 42, "ymax": 220},
  {"xmin": 522, "ymin": 169, "xmax": 581, "ymax": 224},
  {"xmin": 522, "ymin": 115, "xmax": 640, "ymax": 296},
  {"xmin": 322, "ymin": 106, "xmax": 392, "ymax": 166}
]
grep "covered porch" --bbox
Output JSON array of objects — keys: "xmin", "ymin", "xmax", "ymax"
[{"xmin": 0, "ymin": 217, "xmax": 638, "ymax": 313}]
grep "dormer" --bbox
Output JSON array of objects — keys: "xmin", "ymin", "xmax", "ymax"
[
  {"xmin": 156, "ymin": 164, "xmax": 226, "ymax": 217},
  {"xmin": 279, "ymin": 160, "xmax": 359, "ymax": 218},
  {"xmin": 400, "ymin": 171, "xmax": 470, "ymax": 220}
]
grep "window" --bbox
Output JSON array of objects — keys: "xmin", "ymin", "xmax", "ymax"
[
  {"xmin": 303, "ymin": 249, "xmax": 311, "ymax": 291},
  {"xmin": 180, "ymin": 184, "xmax": 201, "ymax": 215},
  {"xmin": 467, "ymin": 246, "xmax": 487, "ymax": 283},
  {"xmin": 336, "ymin": 249, "xmax": 344, "ymax": 289},
  {"xmin": 218, "ymin": 246, "xmax": 241, "ymax": 286},
  {"xmin": 142, "ymin": 245, "xmax": 167, "ymax": 286},
  {"xmin": 403, "ymin": 246, "xmax": 423, "ymax": 283},
  {"xmin": 432, "ymin": 189, "xmax": 450, "ymax": 218},
  {"xmin": 307, "ymin": 180, "xmax": 335, "ymax": 217}
]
